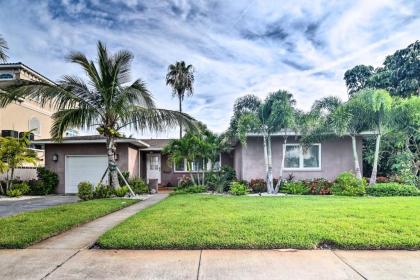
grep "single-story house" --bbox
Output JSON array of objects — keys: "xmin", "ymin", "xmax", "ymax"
[{"xmin": 34, "ymin": 133, "xmax": 365, "ymax": 194}]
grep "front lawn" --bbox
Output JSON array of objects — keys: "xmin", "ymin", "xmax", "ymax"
[
  {"xmin": 0, "ymin": 199, "xmax": 138, "ymax": 248},
  {"xmin": 98, "ymin": 195, "xmax": 420, "ymax": 249}
]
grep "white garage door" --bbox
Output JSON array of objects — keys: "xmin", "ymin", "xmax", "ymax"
[{"xmin": 65, "ymin": 155, "xmax": 108, "ymax": 194}]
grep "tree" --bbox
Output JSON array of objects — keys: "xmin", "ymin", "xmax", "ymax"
[
  {"xmin": 232, "ymin": 90, "xmax": 296, "ymax": 193},
  {"xmin": 0, "ymin": 41, "xmax": 196, "ymax": 189},
  {"xmin": 166, "ymin": 61, "xmax": 194, "ymax": 138},
  {"xmin": 344, "ymin": 65, "xmax": 374, "ymax": 96},
  {"xmin": 0, "ymin": 35, "xmax": 8, "ymax": 62},
  {"xmin": 358, "ymin": 89, "xmax": 393, "ymax": 184},
  {"xmin": 0, "ymin": 131, "xmax": 38, "ymax": 193}
]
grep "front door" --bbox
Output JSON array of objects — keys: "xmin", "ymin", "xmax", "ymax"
[{"xmin": 146, "ymin": 153, "xmax": 161, "ymax": 184}]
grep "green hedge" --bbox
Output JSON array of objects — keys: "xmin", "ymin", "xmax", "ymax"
[{"xmin": 366, "ymin": 183, "xmax": 419, "ymax": 196}]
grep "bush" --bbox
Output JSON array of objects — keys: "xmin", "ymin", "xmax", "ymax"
[
  {"xmin": 118, "ymin": 171, "xmax": 130, "ymax": 186},
  {"xmin": 178, "ymin": 175, "xmax": 194, "ymax": 189},
  {"xmin": 249, "ymin": 179, "xmax": 267, "ymax": 193},
  {"xmin": 128, "ymin": 177, "xmax": 149, "ymax": 194},
  {"xmin": 172, "ymin": 185, "xmax": 206, "ymax": 195},
  {"xmin": 29, "ymin": 180, "xmax": 48, "ymax": 195},
  {"xmin": 304, "ymin": 178, "xmax": 332, "ymax": 195},
  {"xmin": 35, "ymin": 167, "xmax": 59, "ymax": 194},
  {"xmin": 332, "ymin": 172, "xmax": 366, "ymax": 196},
  {"xmin": 78, "ymin": 182, "xmax": 94, "ymax": 200},
  {"xmin": 114, "ymin": 186, "xmax": 129, "ymax": 197},
  {"xmin": 281, "ymin": 181, "xmax": 310, "ymax": 195},
  {"xmin": 366, "ymin": 183, "xmax": 419, "ymax": 196},
  {"xmin": 229, "ymin": 181, "xmax": 249, "ymax": 196},
  {"xmin": 6, "ymin": 189, "xmax": 22, "ymax": 197},
  {"xmin": 206, "ymin": 166, "xmax": 237, "ymax": 193},
  {"xmin": 93, "ymin": 184, "xmax": 113, "ymax": 199},
  {"xmin": 10, "ymin": 182, "xmax": 30, "ymax": 196}
]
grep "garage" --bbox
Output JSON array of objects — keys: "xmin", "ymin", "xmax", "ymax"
[{"xmin": 65, "ymin": 155, "xmax": 108, "ymax": 193}]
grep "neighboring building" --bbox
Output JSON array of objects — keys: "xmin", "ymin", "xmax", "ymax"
[
  {"xmin": 0, "ymin": 62, "xmax": 57, "ymax": 140},
  {"xmin": 34, "ymin": 133, "xmax": 364, "ymax": 194}
]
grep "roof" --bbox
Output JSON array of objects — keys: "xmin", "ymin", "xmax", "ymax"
[
  {"xmin": 139, "ymin": 139, "xmax": 172, "ymax": 151},
  {"xmin": 0, "ymin": 62, "xmax": 55, "ymax": 84},
  {"xmin": 33, "ymin": 135, "xmax": 150, "ymax": 148}
]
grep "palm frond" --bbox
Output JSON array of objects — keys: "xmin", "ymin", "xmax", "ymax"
[
  {"xmin": 0, "ymin": 35, "xmax": 8, "ymax": 62},
  {"xmin": 51, "ymin": 107, "xmax": 100, "ymax": 140}
]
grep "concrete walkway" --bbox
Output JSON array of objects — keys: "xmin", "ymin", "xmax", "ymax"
[{"xmin": 0, "ymin": 249, "xmax": 418, "ymax": 279}]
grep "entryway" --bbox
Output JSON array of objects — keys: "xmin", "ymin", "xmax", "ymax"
[{"xmin": 146, "ymin": 153, "xmax": 161, "ymax": 184}]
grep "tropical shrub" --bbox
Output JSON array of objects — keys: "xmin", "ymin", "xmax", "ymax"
[
  {"xmin": 366, "ymin": 183, "xmax": 419, "ymax": 196},
  {"xmin": 178, "ymin": 175, "xmax": 194, "ymax": 189},
  {"xmin": 332, "ymin": 172, "xmax": 366, "ymax": 196},
  {"xmin": 93, "ymin": 184, "xmax": 113, "ymax": 199},
  {"xmin": 249, "ymin": 179, "xmax": 266, "ymax": 193},
  {"xmin": 129, "ymin": 177, "xmax": 149, "ymax": 194},
  {"xmin": 6, "ymin": 188, "xmax": 22, "ymax": 197},
  {"xmin": 78, "ymin": 182, "xmax": 94, "ymax": 200},
  {"xmin": 172, "ymin": 185, "xmax": 206, "ymax": 195},
  {"xmin": 9, "ymin": 182, "xmax": 30, "ymax": 196},
  {"xmin": 114, "ymin": 186, "xmax": 129, "ymax": 197},
  {"xmin": 229, "ymin": 181, "xmax": 249, "ymax": 195},
  {"xmin": 304, "ymin": 178, "xmax": 332, "ymax": 195},
  {"xmin": 118, "ymin": 171, "xmax": 130, "ymax": 186},
  {"xmin": 36, "ymin": 167, "xmax": 59, "ymax": 194},
  {"xmin": 281, "ymin": 181, "xmax": 309, "ymax": 195}
]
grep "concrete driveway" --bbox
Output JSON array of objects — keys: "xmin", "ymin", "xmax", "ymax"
[{"xmin": 0, "ymin": 195, "xmax": 79, "ymax": 217}]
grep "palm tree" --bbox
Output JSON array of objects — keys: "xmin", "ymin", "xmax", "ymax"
[
  {"xmin": 0, "ymin": 35, "xmax": 8, "ymax": 62},
  {"xmin": 0, "ymin": 41, "xmax": 196, "ymax": 189},
  {"xmin": 166, "ymin": 61, "xmax": 194, "ymax": 138},
  {"xmin": 233, "ymin": 90, "xmax": 296, "ymax": 193}
]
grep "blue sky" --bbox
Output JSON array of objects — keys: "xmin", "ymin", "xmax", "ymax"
[{"xmin": 1, "ymin": 0, "xmax": 419, "ymax": 137}]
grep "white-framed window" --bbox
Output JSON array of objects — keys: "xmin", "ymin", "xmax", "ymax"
[
  {"xmin": 149, "ymin": 155, "xmax": 160, "ymax": 170},
  {"xmin": 174, "ymin": 154, "xmax": 222, "ymax": 172},
  {"xmin": 0, "ymin": 71, "xmax": 14, "ymax": 80},
  {"xmin": 283, "ymin": 144, "xmax": 321, "ymax": 170},
  {"xmin": 28, "ymin": 117, "xmax": 41, "ymax": 136}
]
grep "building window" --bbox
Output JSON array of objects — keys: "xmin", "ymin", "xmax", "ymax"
[
  {"xmin": 149, "ymin": 155, "xmax": 160, "ymax": 170},
  {"xmin": 0, "ymin": 73, "xmax": 14, "ymax": 80},
  {"xmin": 174, "ymin": 155, "xmax": 222, "ymax": 172},
  {"xmin": 28, "ymin": 117, "xmax": 40, "ymax": 136},
  {"xmin": 284, "ymin": 144, "xmax": 321, "ymax": 170}
]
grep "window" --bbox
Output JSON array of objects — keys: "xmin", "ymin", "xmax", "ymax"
[
  {"xmin": 0, "ymin": 73, "xmax": 14, "ymax": 80},
  {"xmin": 149, "ymin": 155, "xmax": 159, "ymax": 170},
  {"xmin": 174, "ymin": 155, "xmax": 222, "ymax": 172},
  {"xmin": 28, "ymin": 117, "xmax": 40, "ymax": 136},
  {"xmin": 284, "ymin": 144, "xmax": 321, "ymax": 170}
]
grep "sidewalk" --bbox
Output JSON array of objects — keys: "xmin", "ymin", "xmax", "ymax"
[{"xmin": 0, "ymin": 249, "xmax": 418, "ymax": 279}]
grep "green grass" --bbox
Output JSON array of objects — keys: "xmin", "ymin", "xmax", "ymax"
[
  {"xmin": 98, "ymin": 195, "xmax": 420, "ymax": 250},
  {"xmin": 0, "ymin": 199, "xmax": 138, "ymax": 248}
]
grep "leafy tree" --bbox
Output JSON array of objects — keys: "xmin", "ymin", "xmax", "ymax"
[
  {"xmin": 344, "ymin": 65, "xmax": 374, "ymax": 96},
  {"xmin": 358, "ymin": 89, "xmax": 393, "ymax": 184},
  {"xmin": 0, "ymin": 41, "xmax": 195, "ymax": 189},
  {"xmin": 0, "ymin": 34, "xmax": 7, "ymax": 62},
  {"xmin": 0, "ymin": 131, "xmax": 38, "ymax": 193},
  {"xmin": 232, "ymin": 90, "xmax": 296, "ymax": 193},
  {"xmin": 166, "ymin": 61, "xmax": 194, "ymax": 138}
]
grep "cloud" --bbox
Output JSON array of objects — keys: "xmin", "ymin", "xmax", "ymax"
[{"xmin": 0, "ymin": 0, "xmax": 419, "ymax": 137}]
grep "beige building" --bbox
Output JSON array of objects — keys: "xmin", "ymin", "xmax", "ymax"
[{"xmin": 0, "ymin": 62, "xmax": 56, "ymax": 140}]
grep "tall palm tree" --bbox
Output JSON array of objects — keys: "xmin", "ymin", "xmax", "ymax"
[
  {"xmin": 0, "ymin": 34, "xmax": 8, "ymax": 62},
  {"xmin": 166, "ymin": 61, "xmax": 194, "ymax": 138},
  {"xmin": 0, "ymin": 41, "xmax": 196, "ymax": 188}
]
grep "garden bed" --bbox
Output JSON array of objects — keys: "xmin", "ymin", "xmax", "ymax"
[
  {"xmin": 0, "ymin": 198, "xmax": 138, "ymax": 248},
  {"xmin": 98, "ymin": 194, "xmax": 420, "ymax": 250}
]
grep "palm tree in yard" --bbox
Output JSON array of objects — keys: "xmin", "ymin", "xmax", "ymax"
[
  {"xmin": 0, "ymin": 41, "xmax": 196, "ymax": 189},
  {"xmin": 0, "ymin": 34, "xmax": 8, "ymax": 62},
  {"xmin": 166, "ymin": 61, "xmax": 194, "ymax": 138}
]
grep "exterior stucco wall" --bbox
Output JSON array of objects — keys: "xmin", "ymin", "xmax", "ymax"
[
  {"xmin": 127, "ymin": 146, "xmax": 139, "ymax": 177},
  {"xmin": 239, "ymin": 136, "xmax": 363, "ymax": 181},
  {"xmin": 44, "ymin": 143, "xmax": 130, "ymax": 193},
  {"xmin": 233, "ymin": 143, "xmax": 243, "ymax": 179}
]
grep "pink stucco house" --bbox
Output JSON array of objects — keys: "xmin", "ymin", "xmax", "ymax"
[{"xmin": 34, "ymin": 133, "xmax": 364, "ymax": 194}]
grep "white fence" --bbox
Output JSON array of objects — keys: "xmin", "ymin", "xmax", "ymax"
[{"xmin": 0, "ymin": 167, "xmax": 38, "ymax": 181}]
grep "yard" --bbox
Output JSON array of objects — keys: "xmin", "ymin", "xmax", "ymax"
[
  {"xmin": 0, "ymin": 198, "xmax": 138, "ymax": 248},
  {"xmin": 98, "ymin": 194, "xmax": 420, "ymax": 250}
]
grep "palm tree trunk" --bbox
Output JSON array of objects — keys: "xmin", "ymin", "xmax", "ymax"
[
  {"xmin": 351, "ymin": 135, "xmax": 362, "ymax": 179},
  {"xmin": 106, "ymin": 137, "xmax": 120, "ymax": 189},
  {"xmin": 179, "ymin": 96, "xmax": 183, "ymax": 139},
  {"xmin": 7, "ymin": 167, "xmax": 15, "ymax": 191},
  {"xmin": 275, "ymin": 136, "xmax": 288, "ymax": 193},
  {"xmin": 267, "ymin": 135, "xmax": 274, "ymax": 193},
  {"xmin": 263, "ymin": 134, "xmax": 272, "ymax": 193},
  {"xmin": 369, "ymin": 133, "xmax": 381, "ymax": 185},
  {"xmin": 187, "ymin": 162, "xmax": 196, "ymax": 185}
]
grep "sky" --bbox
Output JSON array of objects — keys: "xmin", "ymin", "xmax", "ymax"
[{"xmin": 0, "ymin": 0, "xmax": 419, "ymax": 137}]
